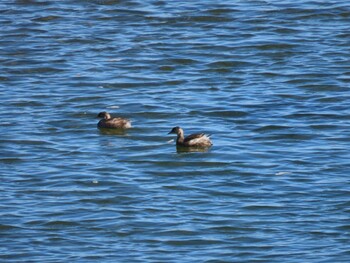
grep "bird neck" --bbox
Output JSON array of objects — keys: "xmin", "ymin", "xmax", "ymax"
[{"xmin": 176, "ymin": 130, "xmax": 185, "ymax": 144}]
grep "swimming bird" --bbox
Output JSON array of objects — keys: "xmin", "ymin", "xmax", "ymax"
[
  {"xmin": 168, "ymin": 126, "xmax": 212, "ymax": 147},
  {"xmin": 97, "ymin": 111, "xmax": 131, "ymax": 129}
]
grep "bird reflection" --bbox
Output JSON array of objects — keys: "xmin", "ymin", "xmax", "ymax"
[
  {"xmin": 98, "ymin": 128, "xmax": 128, "ymax": 136},
  {"xmin": 176, "ymin": 145, "xmax": 210, "ymax": 153}
]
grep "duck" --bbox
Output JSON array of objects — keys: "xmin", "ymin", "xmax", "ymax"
[
  {"xmin": 168, "ymin": 126, "xmax": 212, "ymax": 147},
  {"xmin": 97, "ymin": 111, "xmax": 131, "ymax": 129}
]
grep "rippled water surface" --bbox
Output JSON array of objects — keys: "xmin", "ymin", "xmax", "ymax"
[{"xmin": 1, "ymin": 0, "xmax": 350, "ymax": 262}]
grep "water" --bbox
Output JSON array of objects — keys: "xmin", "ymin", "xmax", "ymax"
[{"xmin": 1, "ymin": 0, "xmax": 350, "ymax": 262}]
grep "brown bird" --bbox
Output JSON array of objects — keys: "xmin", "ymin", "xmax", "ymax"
[
  {"xmin": 168, "ymin": 126, "xmax": 212, "ymax": 147},
  {"xmin": 97, "ymin": 111, "xmax": 131, "ymax": 129}
]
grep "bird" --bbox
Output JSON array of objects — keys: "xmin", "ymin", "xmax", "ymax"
[
  {"xmin": 97, "ymin": 111, "xmax": 131, "ymax": 129},
  {"xmin": 168, "ymin": 126, "xmax": 212, "ymax": 147}
]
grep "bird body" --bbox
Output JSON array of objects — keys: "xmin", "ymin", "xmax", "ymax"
[
  {"xmin": 97, "ymin": 112, "xmax": 131, "ymax": 129},
  {"xmin": 168, "ymin": 126, "xmax": 212, "ymax": 147}
]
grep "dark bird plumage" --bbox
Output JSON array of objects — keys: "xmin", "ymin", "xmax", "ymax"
[
  {"xmin": 97, "ymin": 112, "xmax": 131, "ymax": 129},
  {"xmin": 168, "ymin": 126, "xmax": 212, "ymax": 147}
]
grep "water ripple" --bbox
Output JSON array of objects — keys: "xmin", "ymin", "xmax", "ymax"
[{"xmin": 1, "ymin": 0, "xmax": 350, "ymax": 262}]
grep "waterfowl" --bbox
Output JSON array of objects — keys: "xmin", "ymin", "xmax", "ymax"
[
  {"xmin": 168, "ymin": 126, "xmax": 212, "ymax": 148},
  {"xmin": 97, "ymin": 111, "xmax": 131, "ymax": 129}
]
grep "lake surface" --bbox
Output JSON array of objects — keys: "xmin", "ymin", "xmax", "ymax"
[{"xmin": 1, "ymin": 0, "xmax": 350, "ymax": 262}]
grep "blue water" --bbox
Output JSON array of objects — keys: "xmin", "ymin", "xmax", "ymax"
[{"xmin": 1, "ymin": 1, "xmax": 350, "ymax": 262}]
